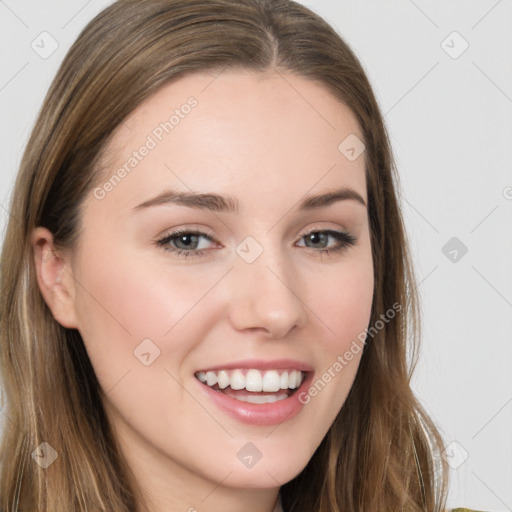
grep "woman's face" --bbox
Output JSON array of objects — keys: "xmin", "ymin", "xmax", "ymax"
[{"xmin": 42, "ymin": 70, "xmax": 373, "ymax": 504}]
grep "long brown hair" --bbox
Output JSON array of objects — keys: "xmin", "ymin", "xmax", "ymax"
[{"xmin": 0, "ymin": 0, "xmax": 449, "ymax": 510}]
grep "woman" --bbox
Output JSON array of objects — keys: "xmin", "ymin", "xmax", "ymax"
[{"xmin": 0, "ymin": 0, "xmax": 480, "ymax": 510}]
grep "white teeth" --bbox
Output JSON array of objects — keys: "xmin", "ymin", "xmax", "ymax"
[
  {"xmin": 217, "ymin": 370, "xmax": 230, "ymax": 389},
  {"xmin": 245, "ymin": 369, "xmax": 262, "ymax": 392},
  {"xmin": 230, "ymin": 369, "xmax": 245, "ymax": 390},
  {"xmin": 206, "ymin": 371, "xmax": 217, "ymax": 387},
  {"xmin": 195, "ymin": 368, "xmax": 305, "ymax": 393},
  {"xmin": 289, "ymin": 371, "xmax": 297, "ymax": 389},
  {"xmin": 262, "ymin": 370, "xmax": 280, "ymax": 392},
  {"xmin": 223, "ymin": 390, "xmax": 289, "ymax": 404}
]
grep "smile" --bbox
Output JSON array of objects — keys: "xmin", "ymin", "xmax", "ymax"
[{"xmin": 195, "ymin": 369, "xmax": 305, "ymax": 404}]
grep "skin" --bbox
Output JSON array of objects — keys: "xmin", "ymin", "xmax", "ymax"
[{"xmin": 32, "ymin": 70, "xmax": 374, "ymax": 512}]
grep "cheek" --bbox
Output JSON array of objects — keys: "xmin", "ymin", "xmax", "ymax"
[
  {"xmin": 314, "ymin": 255, "xmax": 374, "ymax": 352},
  {"xmin": 76, "ymin": 242, "xmax": 220, "ymax": 331},
  {"xmin": 299, "ymin": 255, "xmax": 373, "ymax": 425},
  {"xmin": 72, "ymin": 246, "xmax": 221, "ymax": 389},
  {"xmin": 70, "ymin": 248, "xmax": 175, "ymax": 388}
]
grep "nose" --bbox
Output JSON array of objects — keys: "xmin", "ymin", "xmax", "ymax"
[{"xmin": 226, "ymin": 245, "xmax": 308, "ymax": 339}]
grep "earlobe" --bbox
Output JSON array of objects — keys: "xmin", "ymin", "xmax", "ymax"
[{"xmin": 31, "ymin": 227, "xmax": 79, "ymax": 329}]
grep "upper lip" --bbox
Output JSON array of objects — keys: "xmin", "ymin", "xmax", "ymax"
[{"xmin": 195, "ymin": 358, "xmax": 314, "ymax": 373}]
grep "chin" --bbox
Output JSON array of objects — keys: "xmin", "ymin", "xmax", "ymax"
[{"xmin": 201, "ymin": 445, "xmax": 313, "ymax": 489}]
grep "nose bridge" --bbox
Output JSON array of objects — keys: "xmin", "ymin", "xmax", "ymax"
[{"xmin": 227, "ymin": 237, "xmax": 307, "ymax": 338}]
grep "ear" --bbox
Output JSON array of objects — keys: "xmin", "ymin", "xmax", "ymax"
[{"xmin": 31, "ymin": 227, "xmax": 80, "ymax": 329}]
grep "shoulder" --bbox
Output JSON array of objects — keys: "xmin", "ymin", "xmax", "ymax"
[{"xmin": 451, "ymin": 508, "xmax": 487, "ymax": 512}]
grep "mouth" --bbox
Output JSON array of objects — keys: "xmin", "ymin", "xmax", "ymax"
[
  {"xmin": 193, "ymin": 359, "xmax": 314, "ymax": 425},
  {"xmin": 194, "ymin": 368, "xmax": 306, "ymax": 405}
]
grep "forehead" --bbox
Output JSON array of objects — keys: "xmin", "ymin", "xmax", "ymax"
[{"xmin": 91, "ymin": 69, "xmax": 366, "ymax": 216}]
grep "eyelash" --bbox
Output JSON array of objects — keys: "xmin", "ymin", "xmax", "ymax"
[{"xmin": 155, "ymin": 228, "xmax": 356, "ymax": 259}]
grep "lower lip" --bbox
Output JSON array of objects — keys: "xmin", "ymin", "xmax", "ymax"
[{"xmin": 195, "ymin": 372, "xmax": 314, "ymax": 426}]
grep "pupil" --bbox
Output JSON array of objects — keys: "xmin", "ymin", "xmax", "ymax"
[
  {"xmin": 178, "ymin": 234, "xmax": 197, "ymax": 249},
  {"xmin": 308, "ymin": 232, "xmax": 326, "ymax": 248}
]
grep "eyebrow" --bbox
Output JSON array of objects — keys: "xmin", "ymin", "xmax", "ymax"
[{"xmin": 132, "ymin": 186, "xmax": 366, "ymax": 213}]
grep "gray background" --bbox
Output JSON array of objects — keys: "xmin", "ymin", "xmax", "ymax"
[{"xmin": 1, "ymin": 1, "xmax": 511, "ymax": 510}]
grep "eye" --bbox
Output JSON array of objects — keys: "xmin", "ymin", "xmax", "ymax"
[
  {"xmin": 156, "ymin": 229, "xmax": 217, "ymax": 258},
  {"xmin": 296, "ymin": 229, "xmax": 356, "ymax": 256}
]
